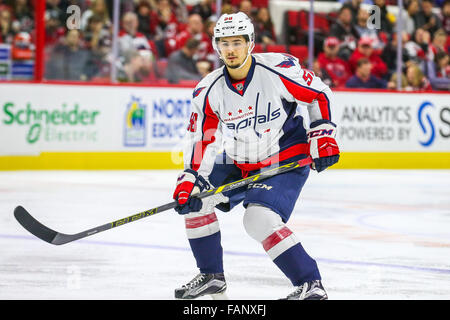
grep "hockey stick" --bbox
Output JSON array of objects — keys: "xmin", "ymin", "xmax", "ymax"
[{"xmin": 14, "ymin": 156, "xmax": 312, "ymax": 245}]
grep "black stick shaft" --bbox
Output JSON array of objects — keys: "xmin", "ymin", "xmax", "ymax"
[{"xmin": 14, "ymin": 157, "xmax": 312, "ymax": 245}]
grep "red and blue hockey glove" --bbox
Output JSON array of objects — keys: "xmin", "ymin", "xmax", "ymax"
[
  {"xmin": 173, "ymin": 169, "xmax": 210, "ymax": 215},
  {"xmin": 307, "ymin": 120, "xmax": 340, "ymax": 172}
]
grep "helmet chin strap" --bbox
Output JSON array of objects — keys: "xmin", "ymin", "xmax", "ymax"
[{"xmin": 233, "ymin": 50, "xmax": 252, "ymax": 70}]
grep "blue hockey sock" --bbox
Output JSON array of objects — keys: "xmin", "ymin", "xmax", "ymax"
[
  {"xmin": 188, "ymin": 231, "xmax": 224, "ymax": 274},
  {"xmin": 272, "ymin": 243, "xmax": 321, "ymax": 286}
]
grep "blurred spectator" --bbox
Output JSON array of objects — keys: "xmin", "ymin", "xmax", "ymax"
[
  {"xmin": 204, "ymin": 15, "xmax": 218, "ymax": 68},
  {"xmin": 81, "ymin": 0, "xmax": 111, "ymax": 31},
  {"xmin": 135, "ymin": 0, "xmax": 156, "ymax": 39},
  {"xmin": 152, "ymin": 0, "xmax": 181, "ymax": 56},
  {"xmin": 396, "ymin": 0, "xmax": 421, "ymax": 36},
  {"xmin": 204, "ymin": 16, "xmax": 216, "ymax": 39},
  {"xmin": 45, "ymin": 5, "xmax": 66, "ymax": 46},
  {"xmin": 119, "ymin": 12, "xmax": 157, "ymax": 60},
  {"xmin": 166, "ymin": 38, "xmax": 202, "ymax": 83},
  {"xmin": 221, "ymin": 3, "xmax": 234, "ymax": 15},
  {"xmin": 84, "ymin": 14, "xmax": 110, "ymax": 51},
  {"xmin": 118, "ymin": 49, "xmax": 157, "ymax": 83},
  {"xmin": 0, "ymin": 6, "xmax": 14, "ymax": 44},
  {"xmin": 354, "ymin": 7, "xmax": 383, "ymax": 50},
  {"xmin": 317, "ymin": 36, "xmax": 352, "ymax": 87},
  {"xmin": 136, "ymin": 0, "xmax": 157, "ymax": 40},
  {"xmin": 381, "ymin": 32, "xmax": 411, "ymax": 74},
  {"xmin": 197, "ymin": 60, "xmax": 213, "ymax": 78},
  {"xmin": 415, "ymin": 0, "xmax": 442, "ymax": 36},
  {"xmin": 342, "ymin": 0, "xmax": 364, "ymax": 24},
  {"xmin": 172, "ymin": 0, "xmax": 189, "ymax": 24},
  {"xmin": 1, "ymin": 0, "xmax": 445, "ymax": 91},
  {"xmin": 45, "ymin": 29, "xmax": 89, "ymax": 81},
  {"xmin": 168, "ymin": 13, "xmax": 215, "ymax": 64},
  {"xmin": 239, "ymin": 1, "xmax": 254, "ymax": 20},
  {"xmin": 312, "ymin": 58, "xmax": 333, "ymax": 88},
  {"xmin": 254, "ymin": 7, "xmax": 276, "ymax": 45},
  {"xmin": 429, "ymin": 29, "xmax": 448, "ymax": 59},
  {"xmin": 346, "ymin": 58, "xmax": 387, "ymax": 88},
  {"xmin": 190, "ymin": 0, "xmax": 214, "ymax": 21},
  {"xmin": 85, "ymin": 35, "xmax": 112, "ymax": 81},
  {"xmin": 11, "ymin": 31, "xmax": 34, "ymax": 60},
  {"xmin": 349, "ymin": 36, "xmax": 388, "ymax": 78},
  {"xmin": 441, "ymin": 0, "xmax": 450, "ymax": 34},
  {"xmin": 425, "ymin": 51, "xmax": 450, "ymax": 90},
  {"xmin": 404, "ymin": 62, "xmax": 432, "ymax": 90},
  {"xmin": 405, "ymin": 28, "xmax": 431, "ymax": 63},
  {"xmin": 45, "ymin": 0, "xmax": 65, "ymax": 27},
  {"xmin": 387, "ymin": 72, "xmax": 408, "ymax": 90},
  {"xmin": 120, "ymin": 0, "xmax": 138, "ymax": 14},
  {"xmin": 11, "ymin": 0, "xmax": 34, "ymax": 34},
  {"xmin": 329, "ymin": 6, "xmax": 359, "ymax": 60}
]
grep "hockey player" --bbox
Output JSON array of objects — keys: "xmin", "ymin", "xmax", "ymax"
[{"xmin": 172, "ymin": 12, "xmax": 340, "ymax": 300}]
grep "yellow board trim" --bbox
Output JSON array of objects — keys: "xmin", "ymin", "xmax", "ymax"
[
  {"xmin": 0, "ymin": 152, "xmax": 184, "ymax": 170},
  {"xmin": 0, "ymin": 152, "xmax": 449, "ymax": 170}
]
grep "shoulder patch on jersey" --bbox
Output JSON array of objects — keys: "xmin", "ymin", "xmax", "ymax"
[
  {"xmin": 193, "ymin": 86, "xmax": 206, "ymax": 98},
  {"xmin": 275, "ymin": 54, "xmax": 297, "ymax": 69}
]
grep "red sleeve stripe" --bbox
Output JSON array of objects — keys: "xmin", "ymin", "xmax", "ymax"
[
  {"xmin": 191, "ymin": 96, "xmax": 220, "ymax": 171},
  {"xmin": 316, "ymin": 91, "xmax": 331, "ymax": 121},
  {"xmin": 279, "ymin": 76, "xmax": 331, "ymax": 121}
]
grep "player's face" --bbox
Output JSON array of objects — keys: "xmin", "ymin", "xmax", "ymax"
[{"xmin": 217, "ymin": 36, "xmax": 249, "ymax": 69}]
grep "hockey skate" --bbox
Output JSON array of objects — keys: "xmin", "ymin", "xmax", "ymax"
[
  {"xmin": 280, "ymin": 280, "xmax": 328, "ymax": 300},
  {"xmin": 174, "ymin": 273, "xmax": 228, "ymax": 300}
]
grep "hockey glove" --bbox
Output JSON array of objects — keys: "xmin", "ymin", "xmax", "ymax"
[
  {"xmin": 307, "ymin": 120, "xmax": 340, "ymax": 173},
  {"xmin": 173, "ymin": 169, "xmax": 210, "ymax": 215}
]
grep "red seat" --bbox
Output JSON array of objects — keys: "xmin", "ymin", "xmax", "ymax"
[
  {"xmin": 253, "ymin": 43, "xmax": 264, "ymax": 53},
  {"xmin": 231, "ymin": 0, "xmax": 268, "ymax": 8},
  {"xmin": 156, "ymin": 59, "xmax": 168, "ymax": 77},
  {"xmin": 252, "ymin": 0, "xmax": 268, "ymax": 8},
  {"xmin": 289, "ymin": 45, "xmax": 308, "ymax": 63},
  {"xmin": 287, "ymin": 10, "xmax": 300, "ymax": 28},
  {"xmin": 299, "ymin": 10, "xmax": 309, "ymax": 30},
  {"xmin": 265, "ymin": 44, "xmax": 287, "ymax": 53},
  {"xmin": 327, "ymin": 11, "xmax": 339, "ymax": 23},
  {"xmin": 314, "ymin": 13, "xmax": 330, "ymax": 33},
  {"xmin": 299, "ymin": 10, "xmax": 330, "ymax": 33},
  {"xmin": 285, "ymin": 10, "xmax": 301, "ymax": 44}
]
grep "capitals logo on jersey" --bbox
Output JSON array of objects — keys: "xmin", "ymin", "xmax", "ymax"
[
  {"xmin": 193, "ymin": 86, "xmax": 206, "ymax": 98},
  {"xmin": 224, "ymin": 93, "xmax": 281, "ymax": 134},
  {"xmin": 275, "ymin": 54, "xmax": 297, "ymax": 68}
]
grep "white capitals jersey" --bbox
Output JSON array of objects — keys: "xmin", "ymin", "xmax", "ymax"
[{"xmin": 184, "ymin": 52, "xmax": 335, "ymax": 177}]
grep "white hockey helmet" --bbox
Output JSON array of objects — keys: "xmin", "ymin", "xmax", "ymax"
[{"xmin": 212, "ymin": 12, "xmax": 255, "ymax": 56}]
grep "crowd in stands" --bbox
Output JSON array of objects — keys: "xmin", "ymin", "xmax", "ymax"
[{"xmin": 0, "ymin": 0, "xmax": 448, "ymax": 90}]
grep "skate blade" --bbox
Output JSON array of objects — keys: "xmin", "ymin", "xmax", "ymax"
[{"xmin": 210, "ymin": 291, "xmax": 228, "ymax": 300}]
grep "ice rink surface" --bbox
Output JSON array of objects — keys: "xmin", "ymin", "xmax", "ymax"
[{"xmin": 1, "ymin": 169, "xmax": 449, "ymax": 300}]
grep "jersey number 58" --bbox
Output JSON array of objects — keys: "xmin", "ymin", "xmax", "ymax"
[
  {"xmin": 302, "ymin": 70, "xmax": 314, "ymax": 86},
  {"xmin": 187, "ymin": 112, "xmax": 198, "ymax": 132}
]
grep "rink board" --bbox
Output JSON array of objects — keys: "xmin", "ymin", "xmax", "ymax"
[
  {"xmin": 0, "ymin": 151, "xmax": 449, "ymax": 170},
  {"xmin": 0, "ymin": 83, "xmax": 449, "ymax": 169}
]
